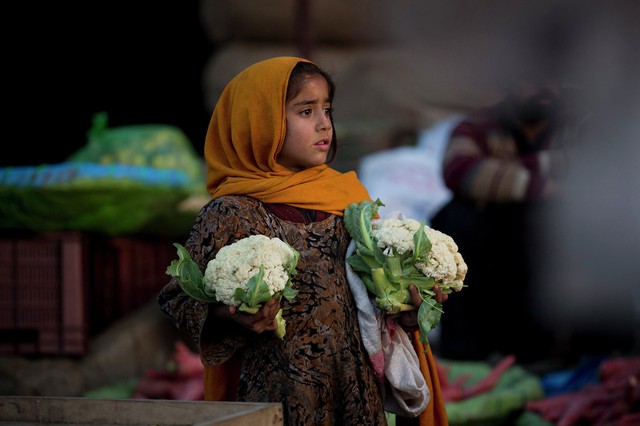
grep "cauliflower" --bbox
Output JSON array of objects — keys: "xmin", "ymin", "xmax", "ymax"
[
  {"xmin": 372, "ymin": 217, "xmax": 468, "ymax": 292},
  {"xmin": 371, "ymin": 217, "xmax": 416, "ymax": 255},
  {"xmin": 344, "ymin": 198, "xmax": 468, "ymax": 346},
  {"xmin": 166, "ymin": 236, "xmax": 299, "ymax": 339},
  {"xmin": 419, "ymin": 228, "xmax": 468, "ymax": 292},
  {"xmin": 203, "ymin": 235, "xmax": 297, "ymax": 306}
]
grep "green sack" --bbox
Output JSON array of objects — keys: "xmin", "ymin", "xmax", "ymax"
[
  {"xmin": 0, "ymin": 113, "xmax": 208, "ymax": 236},
  {"xmin": 0, "ymin": 163, "xmax": 193, "ymax": 236},
  {"xmin": 67, "ymin": 112, "xmax": 207, "ymax": 195}
]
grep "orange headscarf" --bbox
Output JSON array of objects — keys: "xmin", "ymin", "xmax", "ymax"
[{"xmin": 204, "ymin": 56, "xmax": 371, "ymax": 215}]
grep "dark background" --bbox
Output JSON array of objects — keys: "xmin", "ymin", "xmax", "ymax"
[{"xmin": 5, "ymin": 2, "xmax": 214, "ymax": 167}]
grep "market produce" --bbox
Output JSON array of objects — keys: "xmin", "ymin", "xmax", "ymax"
[
  {"xmin": 166, "ymin": 236, "xmax": 299, "ymax": 339},
  {"xmin": 132, "ymin": 341, "xmax": 204, "ymax": 400},
  {"xmin": 436, "ymin": 356, "xmax": 544, "ymax": 425},
  {"xmin": 344, "ymin": 198, "xmax": 467, "ymax": 345},
  {"xmin": 437, "ymin": 355, "xmax": 516, "ymax": 401},
  {"xmin": 527, "ymin": 356, "xmax": 640, "ymax": 425}
]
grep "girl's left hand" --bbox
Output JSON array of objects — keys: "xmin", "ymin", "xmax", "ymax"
[{"xmin": 397, "ymin": 284, "xmax": 448, "ymax": 330}]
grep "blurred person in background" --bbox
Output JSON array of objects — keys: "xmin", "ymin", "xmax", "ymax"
[{"xmin": 430, "ymin": 77, "xmax": 580, "ymax": 365}]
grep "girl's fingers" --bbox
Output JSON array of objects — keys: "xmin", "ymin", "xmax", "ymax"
[
  {"xmin": 249, "ymin": 299, "xmax": 280, "ymax": 332},
  {"xmin": 400, "ymin": 312, "xmax": 419, "ymax": 328},
  {"xmin": 219, "ymin": 298, "xmax": 281, "ymax": 333},
  {"xmin": 433, "ymin": 285, "xmax": 449, "ymax": 304},
  {"xmin": 408, "ymin": 285, "xmax": 422, "ymax": 306},
  {"xmin": 263, "ymin": 299, "xmax": 280, "ymax": 318}
]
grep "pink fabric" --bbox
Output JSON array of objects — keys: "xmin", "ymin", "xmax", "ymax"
[{"xmin": 370, "ymin": 351, "xmax": 385, "ymax": 386}]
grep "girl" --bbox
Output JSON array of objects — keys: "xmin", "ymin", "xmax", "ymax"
[{"xmin": 158, "ymin": 56, "xmax": 448, "ymax": 426}]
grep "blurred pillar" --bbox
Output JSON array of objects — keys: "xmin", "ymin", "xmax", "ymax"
[{"xmin": 295, "ymin": 0, "xmax": 312, "ymax": 59}]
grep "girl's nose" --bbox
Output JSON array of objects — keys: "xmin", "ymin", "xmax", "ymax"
[{"xmin": 317, "ymin": 113, "xmax": 332, "ymax": 131}]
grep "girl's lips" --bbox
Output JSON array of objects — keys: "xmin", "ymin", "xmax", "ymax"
[{"xmin": 315, "ymin": 139, "xmax": 331, "ymax": 150}]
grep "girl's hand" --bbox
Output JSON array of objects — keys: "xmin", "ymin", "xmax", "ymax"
[
  {"xmin": 433, "ymin": 284, "xmax": 449, "ymax": 304},
  {"xmin": 398, "ymin": 284, "xmax": 449, "ymax": 330},
  {"xmin": 212, "ymin": 299, "xmax": 281, "ymax": 334}
]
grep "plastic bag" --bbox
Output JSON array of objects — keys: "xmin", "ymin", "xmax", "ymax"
[{"xmin": 67, "ymin": 112, "xmax": 206, "ymax": 195}]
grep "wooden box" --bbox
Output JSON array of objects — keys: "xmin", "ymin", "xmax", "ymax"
[{"xmin": 0, "ymin": 397, "xmax": 283, "ymax": 426}]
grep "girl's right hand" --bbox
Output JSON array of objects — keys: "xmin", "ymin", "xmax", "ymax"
[{"xmin": 212, "ymin": 299, "xmax": 281, "ymax": 334}]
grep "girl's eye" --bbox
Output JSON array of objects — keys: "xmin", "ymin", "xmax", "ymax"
[
  {"xmin": 300, "ymin": 109, "xmax": 312, "ymax": 116},
  {"xmin": 324, "ymin": 107, "xmax": 333, "ymax": 116}
]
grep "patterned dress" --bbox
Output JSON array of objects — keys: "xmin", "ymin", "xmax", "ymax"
[{"xmin": 158, "ymin": 195, "xmax": 387, "ymax": 426}]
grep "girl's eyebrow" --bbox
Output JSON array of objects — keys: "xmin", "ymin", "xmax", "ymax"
[{"xmin": 291, "ymin": 97, "xmax": 331, "ymax": 108}]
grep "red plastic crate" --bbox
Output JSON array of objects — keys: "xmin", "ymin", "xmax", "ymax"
[
  {"xmin": 89, "ymin": 236, "xmax": 177, "ymax": 335},
  {"xmin": 0, "ymin": 232, "xmax": 89, "ymax": 356},
  {"xmin": 0, "ymin": 232, "xmax": 177, "ymax": 354},
  {"xmin": 111, "ymin": 236, "xmax": 176, "ymax": 313}
]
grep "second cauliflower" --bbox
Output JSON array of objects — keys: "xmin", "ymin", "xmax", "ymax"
[{"xmin": 372, "ymin": 217, "xmax": 468, "ymax": 292}]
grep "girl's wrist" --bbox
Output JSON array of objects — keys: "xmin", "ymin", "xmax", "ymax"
[{"xmin": 209, "ymin": 303, "xmax": 232, "ymax": 319}]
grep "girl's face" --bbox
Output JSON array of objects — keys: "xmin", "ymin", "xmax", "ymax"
[{"xmin": 278, "ymin": 74, "xmax": 333, "ymax": 172}]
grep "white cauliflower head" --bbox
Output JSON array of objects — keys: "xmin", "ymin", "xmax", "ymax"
[
  {"xmin": 416, "ymin": 227, "xmax": 468, "ymax": 292},
  {"xmin": 203, "ymin": 235, "xmax": 297, "ymax": 306},
  {"xmin": 371, "ymin": 216, "xmax": 467, "ymax": 291},
  {"xmin": 371, "ymin": 217, "xmax": 420, "ymax": 255}
]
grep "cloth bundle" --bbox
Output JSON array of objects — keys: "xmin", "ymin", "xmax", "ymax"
[{"xmin": 346, "ymin": 240, "xmax": 430, "ymax": 417}]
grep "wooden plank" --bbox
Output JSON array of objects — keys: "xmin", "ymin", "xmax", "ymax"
[{"xmin": 0, "ymin": 397, "xmax": 283, "ymax": 426}]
